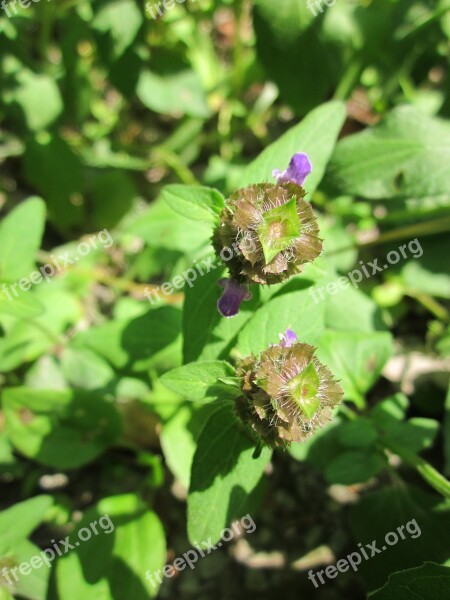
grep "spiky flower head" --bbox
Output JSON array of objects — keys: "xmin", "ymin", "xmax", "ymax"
[
  {"xmin": 235, "ymin": 330, "xmax": 343, "ymax": 449},
  {"xmin": 214, "ymin": 154, "xmax": 322, "ymax": 317}
]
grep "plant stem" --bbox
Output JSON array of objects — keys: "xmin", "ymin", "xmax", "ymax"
[
  {"xmin": 381, "ymin": 438, "xmax": 450, "ymax": 500},
  {"xmin": 362, "ymin": 216, "xmax": 450, "ymax": 248},
  {"xmin": 233, "ymin": 0, "xmax": 245, "ymax": 97},
  {"xmin": 326, "ymin": 216, "xmax": 450, "ymax": 256},
  {"xmin": 334, "ymin": 56, "xmax": 364, "ymax": 101},
  {"xmin": 405, "ymin": 291, "xmax": 449, "ymax": 322},
  {"xmin": 341, "ymin": 405, "xmax": 450, "ymax": 500},
  {"xmin": 152, "ymin": 148, "xmax": 200, "ymax": 185}
]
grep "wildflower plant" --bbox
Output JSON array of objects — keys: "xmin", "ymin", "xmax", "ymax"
[
  {"xmin": 2, "ymin": 47, "xmax": 450, "ymax": 600},
  {"xmin": 159, "ymin": 101, "xmax": 450, "ymax": 561}
]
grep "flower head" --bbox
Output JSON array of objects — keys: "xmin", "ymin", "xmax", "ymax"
[
  {"xmin": 213, "ymin": 161, "xmax": 321, "ymax": 288},
  {"xmin": 235, "ymin": 330, "xmax": 343, "ymax": 448},
  {"xmin": 272, "ymin": 153, "xmax": 312, "ymax": 187}
]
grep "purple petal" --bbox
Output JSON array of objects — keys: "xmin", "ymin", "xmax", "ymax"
[
  {"xmin": 217, "ymin": 278, "xmax": 252, "ymax": 318},
  {"xmin": 279, "ymin": 328, "xmax": 298, "ymax": 348},
  {"xmin": 272, "ymin": 153, "xmax": 312, "ymax": 186}
]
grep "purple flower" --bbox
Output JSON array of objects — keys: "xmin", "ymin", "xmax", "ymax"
[
  {"xmin": 217, "ymin": 278, "xmax": 252, "ymax": 318},
  {"xmin": 279, "ymin": 329, "xmax": 298, "ymax": 348},
  {"xmin": 272, "ymin": 153, "xmax": 312, "ymax": 187}
]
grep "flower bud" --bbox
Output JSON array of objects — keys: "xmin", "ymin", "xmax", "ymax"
[{"xmin": 235, "ymin": 331, "xmax": 343, "ymax": 448}]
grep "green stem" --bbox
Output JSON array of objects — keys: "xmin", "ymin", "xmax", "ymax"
[
  {"xmin": 341, "ymin": 406, "xmax": 450, "ymax": 500},
  {"xmin": 381, "ymin": 438, "xmax": 450, "ymax": 500},
  {"xmin": 362, "ymin": 216, "xmax": 450, "ymax": 248},
  {"xmin": 326, "ymin": 216, "xmax": 450, "ymax": 256},
  {"xmin": 37, "ymin": 2, "xmax": 55, "ymax": 63},
  {"xmin": 399, "ymin": 0, "xmax": 450, "ymax": 40},
  {"xmin": 405, "ymin": 291, "xmax": 449, "ymax": 322},
  {"xmin": 334, "ymin": 56, "xmax": 364, "ymax": 101},
  {"xmin": 152, "ymin": 149, "xmax": 200, "ymax": 185},
  {"xmin": 232, "ymin": 0, "xmax": 245, "ymax": 96}
]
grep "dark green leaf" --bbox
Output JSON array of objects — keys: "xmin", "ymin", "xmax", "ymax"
[
  {"xmin": 370, "ymin": 562, "xmax": 450, "ymax": 600},
  {"xmin": 350, "ymin": 485, "xmax": 450, "ymax": 591},
  {"xmin": 188, "ymin": 402, "xmax": 271, "ymax": 543}
]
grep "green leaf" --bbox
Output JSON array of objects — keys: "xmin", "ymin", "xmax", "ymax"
[
  {"xmin": 371, "ymin": 394, "xmax": 440, "ymax": 455},
  {"xmin": 0, "ymin": 292, "xmax": 45, "ymax": 320},
  {"xmin": 370, "ymin": 393, "xmax": 409, "ymax": 423},
  {"xmin": 57, "ymin": 495, "xmax": 166, "ymax": 599},
  {"xmin": 160, "ymin": 361, "xmax": 238, "ymax": 403},
  {"xmin": 161, "ymin": 404, "xmax": 220, "ymax": 489},
  {"xmin": 324, "ymin": 283, "xmax": 388, "ymax": 333},
  {"xmin": 350, "ymin": 485, "xmax": 450, "ymax": 591},
  {"xmin": 236, "ymin": 280, "xmax": 326, "ymax": 357},
  {"xmin": 398, "ymin": 236, "xmax": 450, "ymax": 299},
  {"xmin": 370, "ymin": 563, "xmax": 450, "ymax": 600},
  {"xmin": 253, "ymin": 3, "xmax": 343, "ymax": 114},
  {"xmin": 381, "ymin": 418, "xmax": 439, "ymax": 454},
  {"xmin": 61, "ymin": 347, "xmax": 115, "ymax": 390},
  {"xmin": 0, "ymin": 288, "xmax": 82, "ymax": 372},
  {"xmin": 328, "ymin": 106, "xmax": 450, "ymax": 200},
  {"xmin": 126, "ymin": 196, "xmax": 212, "ymax": 253},
  {"xmin": 325, "ymin": 449, "xmax": 386, "ymax": 485},
  {"xmin": 161, "ymin": 184, "xmax": 225, "ymax": 225},
  {"xmin": 25, "ymin": 356, "xmax": 66, "ymax": 390},
  {"xmin": 0, "ymin": 496, "xmax": 52, "ymax": 552},
  {"xmin": 3, "ymin": 388, "xmax": 122, "ymax": 469},
  {"xmin": 0, "ymin": 198, "xmax": 45, "ymax": 283},
  {"xmin": 316, "ymin": 331, "xmax": 393, "ymax": 408},
  {"xmin": 0, "ymin": 496, "xmax": 53, "ymax": 600},
  {"xmin": 238, "ymin": 101, "xmax": 346, "ymax": 195},
  {"xmin": 73, "ymin": 306, "xmax": 182, "ymax": 372},
  {"xmin": 188, "ymin": 402, "xmax": 271, "ymax": 543},
  {"xmin": 87, "ymin": 170, "xmax": 138, "ymax": 230},
  {"xmin": 11, "ymin": 70, "xmax": 62, "ymax": 131},
  {"xmin": 0, "ymin": 539, "xmax": 50, "ymax": 600},
  {"xmin": 253, "ymin": 0, "xmax": 316, "ymax": 40},
  {"xmin": 182, "ymin": 265, "xmax": 258, "ymax": 363},
  {"xmin": 337, "ymin": 418, "xmax": 379, "ymax": 448},
  {"xmin": 23, "ymin": 135, "xmax": 85, "ymax": 232},
  {"xmin": 289, "ymin": 419, "xmax": 342, "ymax": 466},
  {"xmin": 92, "ymin": 0, "xmax": 142, "ymax": 59},
  {"xmin": 137, "ymin": 69, "xmax": 210, "ymax": 118},
  {"xmin": 0, "ymin": 432, "xmax": 15, "ymax": 465}
]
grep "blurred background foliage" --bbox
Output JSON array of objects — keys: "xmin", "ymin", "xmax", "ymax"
[{"xmin": 0, "ymin": 0, "xmax": 450, "ymax": 599}]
